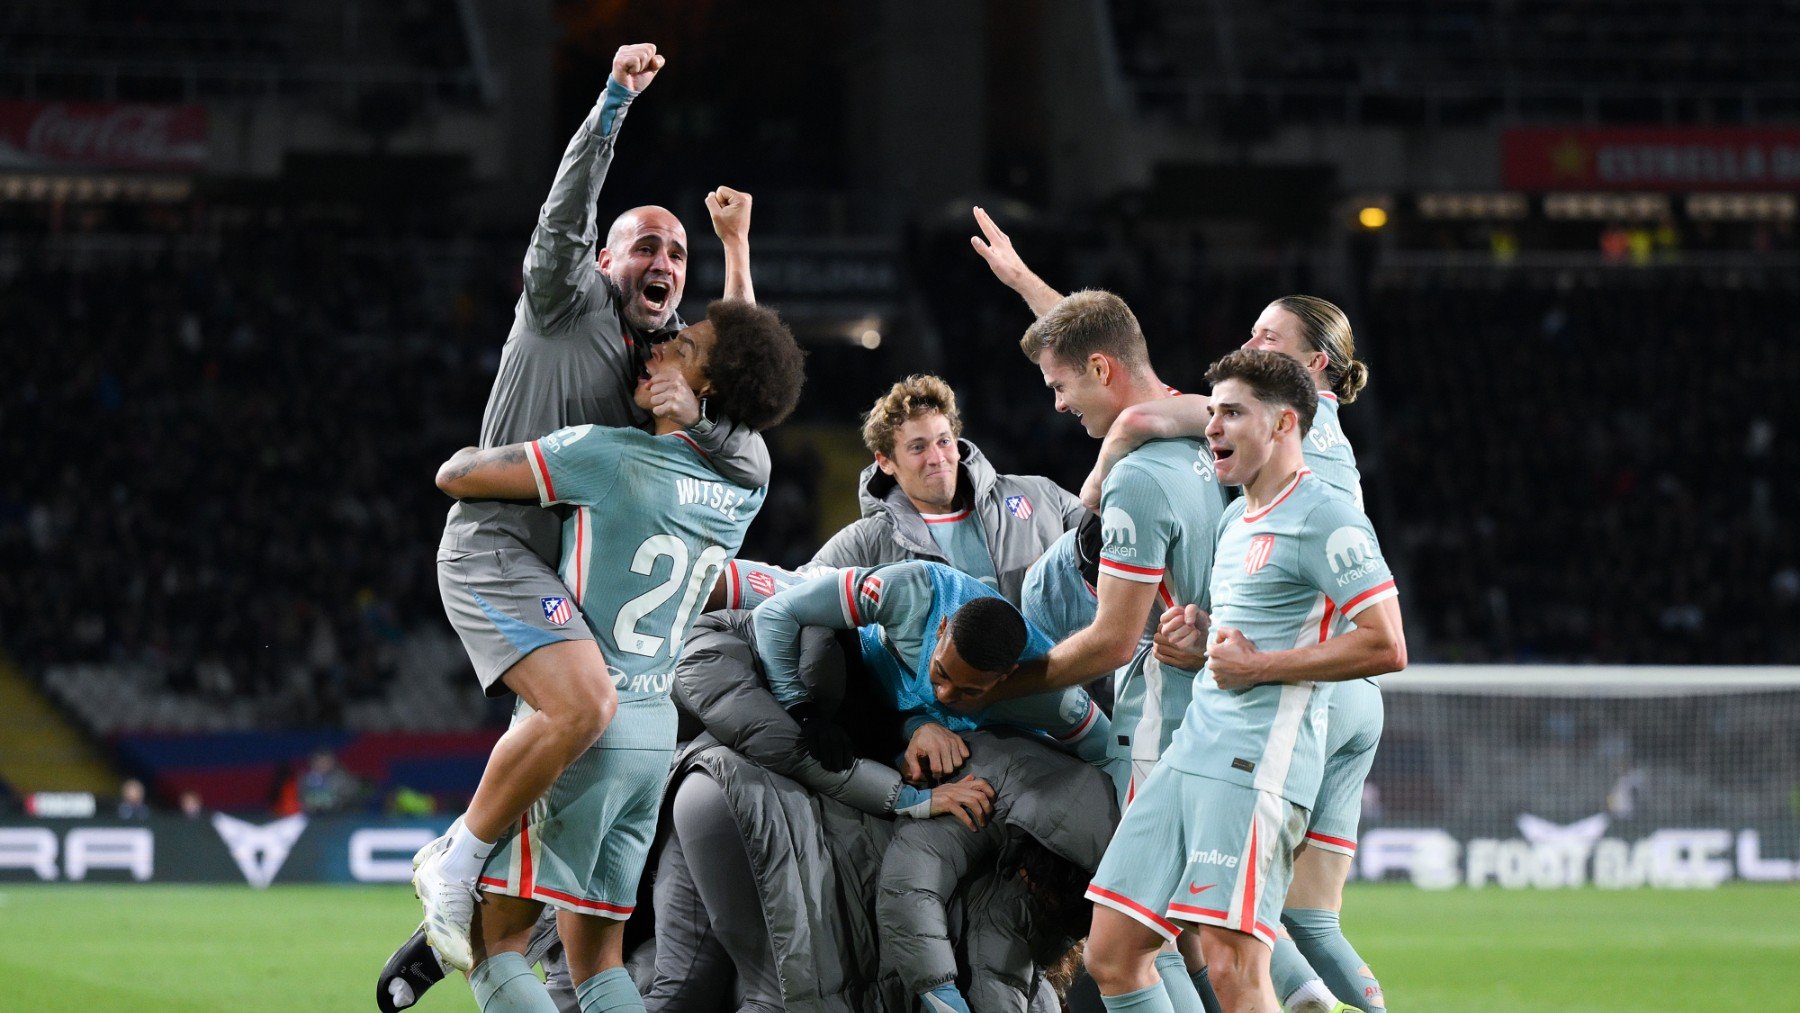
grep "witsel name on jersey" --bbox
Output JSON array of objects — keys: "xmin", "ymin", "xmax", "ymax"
[{"xmin": 677, "ymin": 477, "xmax": 748, "ymax": 521}]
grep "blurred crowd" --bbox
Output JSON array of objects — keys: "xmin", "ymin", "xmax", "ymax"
[{"xmin": 1368, "ymin": 271, "xmax": 1800, "ymax": 663}]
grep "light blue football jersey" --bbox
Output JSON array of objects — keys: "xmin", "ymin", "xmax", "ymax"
[
  {"xmin": 1303, "ymin": 390, "xmax": 1363, "ymax": 508},
  {"xmin": 919, "ymin": 507, "xmax": 1000, "ymax": 591},
  {"xmin": 1019, "ymin": 529, "xmax": 1096, "ymax": 644},
  {"xmin": 530, "ymin": 424, "xmax": 765, "ymax": 749},
  {"xmin": 717, "ymin": 558, "xmax": 829, "ymax": 611},
  {"xmin": 1097, "ymin": 437, "xmax": 1230, "ymax": 764},
  {"xmin": 1161, "ymin": 469, "xmax": 1397, "ymax": 805},
  {"xmin": 754, "ymin": 560, "xmax": 1107, "ymax": 758}
]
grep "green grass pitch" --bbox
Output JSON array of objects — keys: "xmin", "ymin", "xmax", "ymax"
[{"xmin": 2, "ymin": 882, "xmax": 1795, "ymax": 1010}]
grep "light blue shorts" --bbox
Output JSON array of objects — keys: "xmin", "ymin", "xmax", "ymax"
[
  {"xmin": 1307, "ymin": 678, "xmax": 1383, "ymax": 855},
  {"xmin": 479, "ymin": 745, "xmax": 673, "ymax": 919},
  {"xmin": 1086, "ymin": 763, "xmax": 1306, "ymax": 948}
]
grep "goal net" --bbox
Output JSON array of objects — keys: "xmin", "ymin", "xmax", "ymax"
[{"xmin": 1355, "ymin": 666, "xmax": 1800, "ymax": 889}]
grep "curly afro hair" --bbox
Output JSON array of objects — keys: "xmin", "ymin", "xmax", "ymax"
[{"xmin": 704, "ymin": 300, "xmax": 807, "ymax": 431}]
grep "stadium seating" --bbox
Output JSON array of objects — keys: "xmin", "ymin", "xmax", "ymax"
[{"xmin": 1108, "ymin": 0, "xmax": 1800, "ymax": 125}]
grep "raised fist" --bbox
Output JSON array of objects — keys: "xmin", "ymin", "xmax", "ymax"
[
  {"xmin": 706, "ymin": 186, "xmax": 753, "ymax": 244},
  {"xmin": 611, "ymin": 43, "xmax": 665, "ymax": 92}
]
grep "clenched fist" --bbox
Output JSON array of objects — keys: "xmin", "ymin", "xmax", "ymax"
[
  {"xmin": 611, "ymin": 43, "xmax": 666, "ymax": 92},
  {"xmin": 706, "ymin": 187, "xmax": 753, "ymax": 245}
]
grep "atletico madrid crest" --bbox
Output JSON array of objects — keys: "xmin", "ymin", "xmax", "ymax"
[
  {"xmin": 747, "ymin": 570, "xmax": 777, "ymax": 599},
  {"xmin": 1245, "ymin": 535, "xmax": 1276, "ymax": 575},
  {"xmin": 541, "ymin": 596, "xmax": 573, "ymax": 626},
  {"xmin": 1006, "ymin": 494, "xmax": 1034, "ymax": 520}
]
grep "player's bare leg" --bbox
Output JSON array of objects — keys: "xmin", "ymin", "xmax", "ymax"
[
  {"xmin": 1175, "ymin": 931, "xmax": 1223, "ymax": 1013},
  {"xmin": 1197, "ymin": 925, "xmax": 1279, "ymax": 1012},
  {"xmin": 1276, "ymin": 846, "xmax": 1383, "ymax": 1011},
  {"xmin": 474, "ymin": 640, "xmax": 621, "ymax": 840},
  {"xmin": 417, "ymin": 640, "xmax": 618, "ymax": 970},
  {"xmin": 1086, "ymin": 905, "xmax": 1175, "ymax": 1011},
  {"xmin": 466, "ymin": 893, "xmax": 559, "ymax": 1012},
  {"xmin": 557, "ymin": 914, "xmax": 641, "ymax": 1012}
]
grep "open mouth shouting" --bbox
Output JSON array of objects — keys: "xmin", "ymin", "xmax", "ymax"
[
  {"xmin": 640, "ymin": 279, "xmax": 672, "ymax": 315},
  {"xmin": 1210, "ymin": 441, "xmax": 1236, "ymax": 478}
]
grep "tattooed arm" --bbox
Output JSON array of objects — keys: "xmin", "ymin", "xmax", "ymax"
[{"xmin": 436, "ymin": 443, "xmax": 538, "ymax": 501}]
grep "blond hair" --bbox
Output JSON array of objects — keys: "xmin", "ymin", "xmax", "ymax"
[
  {"xmin": 1272, "ymin": 295, "xmax": 1369, "ymax": 404},
  {"xmin": 861, "ymin": 374, "xmax": 962, "ymax": 458}
]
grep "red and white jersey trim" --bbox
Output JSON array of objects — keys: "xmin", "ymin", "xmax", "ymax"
[
  {"xmin": 1242, "ymin": 469, "xmax": 1311, "ymax": 523},
  {"xmin": 1340, "ymin": 580, "xmax": 1398, "ymax": 620},
  {"xmin": 528, "ymin": 440, "xmax": 557, "ymax": 504},
  {"xmin": 919, "ymin": 508, "xmax": 973, "ymax": 525},
  {"xmin": 1099, "ymin": 557, "xmax": 1166, "ymax": 584}
]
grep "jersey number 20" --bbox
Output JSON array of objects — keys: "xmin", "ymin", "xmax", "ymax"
[{"xmin": 614, "ymin": 535, "xmax": 730, "ymax": 657}]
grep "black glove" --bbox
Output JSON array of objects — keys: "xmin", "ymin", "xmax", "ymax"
[{"xmin": 785, "ymin": 702, "xmax": 856, "ymax": 772}]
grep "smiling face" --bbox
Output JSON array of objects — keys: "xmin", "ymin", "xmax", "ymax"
[
  {"xmin": 634, "ymin": 319, "xmax": 715, "ymax": 412},
  {"xmin": 599, "ymin": 207, "xmax": 688, "ymax": 331},
  {"xmin": 1204, "ymin": 376, "xmax": 1291, "ymax": 488},
  {"xmin": 875, "ymin": 411, "xmax": 962, "ymax": 513},
  {"xmin": 1244, "ymin": 302, "xmax": 1329, "ymax": 386},
  {"xmin": 1039, "ymin": 351, "xmax": 1118, "ymax": 437},
  {"xmin": 929, "ymin": 616, "xmax": 1010, "ymax": 711}
]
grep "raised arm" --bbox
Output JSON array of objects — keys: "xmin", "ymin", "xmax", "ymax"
[
  {"xmin": 707, "ymin": 186, "xmax": 755, "ymax": 304},
  {"xmin": 969, "ymin": 206, "xmax": 1064, "ymax": 317},
  {"xmin": 521, "ymin": 43, "xmax": 664, "ymax": 333},
  {"xmin": 436, "ymin": 444, "xmax": 538, "ymax": 501}
]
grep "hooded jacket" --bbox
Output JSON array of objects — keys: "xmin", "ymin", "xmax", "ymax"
[
  {"xmin": 655, "ymin": 613, "xmax": 1101, "ymax": 1012},
  {"xmin": 876, "ymin": 731, "xmax": 1119, "ymax": 1012},
  {"xmin": 810, "ymin": 440, "xmax": 1087, "ymax": 606}
]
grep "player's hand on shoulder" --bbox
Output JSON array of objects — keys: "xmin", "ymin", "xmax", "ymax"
[
  {"xmin": 1206, "ymin": 626, "xmax": 1263, "ymax": 689},
  {"xmin": 903, "ymin": 722, "xmax": 970, "ymax": 783},
  {"xmin": 930, "ymin": 774, "xmax": 995, "ymax": 831},
  {"xmin": 612, "ymin": 43, "xmax": 666, "ymax": 92},
  {"xmin": 706, "ymin": 187, "xmax": 752, "ymax": 244}
]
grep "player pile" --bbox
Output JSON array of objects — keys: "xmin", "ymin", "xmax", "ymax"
[{"xmin": 376, "ymin": 42, "xmax": 1401, "ymax": 1013}]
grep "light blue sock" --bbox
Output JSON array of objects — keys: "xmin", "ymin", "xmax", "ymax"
[
  {"xmin": 1284, "ymin": 908, "xmax": 1386, "ymax": 1012},
  {"xmin": 1153, "ymin": 951, "xmax": 1204, "ymax": 1013},
  {"xmin": 1100, "ymin": 981, "xmax": 1176, "ymax": 1013},
  {"xmin": 470, "ymin": 952, "xmax": 559, "ymax": 1013},
  {"xmin": 1270, "ymin": 933, "xmax": 1320, "ymax": 1004},
  {"xmin": 1189, "ymin": 966, "xmax": 1223, "ymax": 1013},
  {"xmin": 575, "ymin": 967, "xmax": 646, "ymax": 1013}
]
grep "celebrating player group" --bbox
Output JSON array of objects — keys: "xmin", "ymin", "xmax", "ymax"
[{"xmin": 376, "ymin": 39, "xmax": 1405, "ymax": 1013}]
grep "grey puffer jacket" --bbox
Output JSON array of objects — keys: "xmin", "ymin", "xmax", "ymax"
[
  {"xmin": 664, "ymin": 612, "xmax": 1102, "ymax": 1012},
  {"xmin": 810, "ymin": 440, "xmax": 1087, "ymax": 606},
  {"xmin": 876, "ymin": 731, "xmax": 1120, "ymax": 1013}
]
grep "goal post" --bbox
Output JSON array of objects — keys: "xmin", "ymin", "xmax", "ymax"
[{"xmin": 1355, "ymin": 666, "xmax": 1800, "ymax": 889}]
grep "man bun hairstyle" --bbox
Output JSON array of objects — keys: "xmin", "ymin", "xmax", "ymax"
[
  {"xmin": 1020, "ymin": 290, "xmax": 1149, "ymax": 371},
  {"xmin": 704, "ymin": 300, "xmax": 807, "ymax": 431},
  {"xmin": 861, "ymin": 374, "xmax": 962, "ymax": 459},
  {"xmin": 1272, "ymin": 295, "xmax": 1369, "ymax": 404},
  {"xmin": 948, "ymin": 597, "xmax": 1029, "ymax": 674},
  {"xmin": 1205, "ymin": 348, "xmax": 1320, "ymax": 436}
]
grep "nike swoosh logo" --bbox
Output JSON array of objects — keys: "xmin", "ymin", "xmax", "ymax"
[{"xmin": 1188, "ymin": 883, "xmax": 1213, "ymax": 895}]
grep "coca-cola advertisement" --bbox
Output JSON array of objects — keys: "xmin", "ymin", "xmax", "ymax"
[{"xmin": 0, "ymin": 101, "xmax": 208, "ymax": 170}]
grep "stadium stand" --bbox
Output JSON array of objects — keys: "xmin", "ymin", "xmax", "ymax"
[{"xmin": 1109, "ymin": 0, "xmax": 1800, "ymax": 125}]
